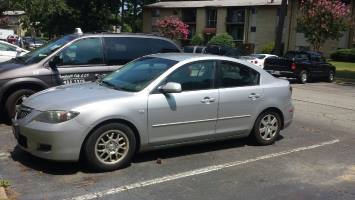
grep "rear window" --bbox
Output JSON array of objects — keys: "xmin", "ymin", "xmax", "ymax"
[
  {"xmin": 104, "ymin": 37, "xmax": 180, "ymax": 65},
  {"xmin": 251, "ymin": 54, "xmax": 266, "ymax": 59}
]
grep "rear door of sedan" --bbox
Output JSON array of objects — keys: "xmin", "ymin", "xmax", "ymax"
[
  {"xmin": 148, "ymin": 60, "xmax": 219, "ymax": 145},
  {"xmin": 216, "ymin": 60, "xmax": 263, "ymax": 136}
]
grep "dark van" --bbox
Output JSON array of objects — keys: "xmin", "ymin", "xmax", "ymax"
[{"xmin": 0, "ymin": 33, "xmax": 181, "ymax": 118}]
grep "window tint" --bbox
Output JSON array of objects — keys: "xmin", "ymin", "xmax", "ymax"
[
  {"xmin": 219, "ymin": 61, "xmax": 259, "ymax": 88},
  {"xmin": 310, "ymin": 54, "xmax": 322, "ymax": 62},
  {"xmin": 104, "ymin": 37, "xmax": 152, "ymax": 65},
  {"xmin": 166, "ymin": 61, "xmax": 215, "ymax": 91},
  {"xmin": 0, "ymin": 43, "xmax": 16, "ymax": 51},
  {"xmin": 58, "ymin": 37, "xmax": 103, "ymax": 66},
  {"xmin": 295, "ymin": 53, "xmax": 309, "ymax": 61},
  {"xmin": 150, "ymin": 39, "xmax": 180, "ymax": 53},
  {"xmin": 103, "ymin": 57, "xmax": 177, "ymax": 92}
]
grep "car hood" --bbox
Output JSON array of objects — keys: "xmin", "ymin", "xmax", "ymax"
[
  {"xmin": 0, "ymin": 59, "xmax": 25, "ymax": 74},
  {"xmin": 23, "ymin": 82, "xmax": 136, "ymax": 111}
]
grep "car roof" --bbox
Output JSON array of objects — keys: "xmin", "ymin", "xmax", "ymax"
[
  {"xmin": 79, "ymin": 32, "xmax": 169, "ymax": 40},
  {"xmin": 149, "ymin": 53, "xmax": 230, "ymax": 62}
]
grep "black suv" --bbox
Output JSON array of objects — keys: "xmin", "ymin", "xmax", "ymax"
[{"xmin": 0, "ymin": 33, "xmax": 181, "ymax": 118}]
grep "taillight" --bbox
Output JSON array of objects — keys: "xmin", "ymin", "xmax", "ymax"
[{"xmin": 291, "ymin": 63, "xmax": 297, "ymax": 70}]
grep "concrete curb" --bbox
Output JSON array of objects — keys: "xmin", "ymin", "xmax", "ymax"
[{"xmin": 0, "ymin": 187, "xmax": 8, "ymax": 200}]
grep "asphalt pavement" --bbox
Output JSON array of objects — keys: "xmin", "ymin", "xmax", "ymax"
[{"xmin": 0, "ymin": 82, "xmax": 354, "ymax": 200}]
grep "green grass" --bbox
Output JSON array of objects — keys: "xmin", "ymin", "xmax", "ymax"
[{"xmin": 329, "ymin": 61, "xmax": 355, "ymax": 83}]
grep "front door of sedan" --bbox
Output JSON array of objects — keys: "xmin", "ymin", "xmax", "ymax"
[
  {"xmin": 216, "ymin": 61, "xmax": 263, "ymax": 136},
  {"xmin": 148, "ymin": 60, "xmax": 219, "ymax": 145},
  {"xmin": 53, "ymin": 37, "xmax": 111, "ymax": 85}
]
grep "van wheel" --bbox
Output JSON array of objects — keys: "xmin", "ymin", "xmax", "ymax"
[
  {"xmin": 327, "ymin": 70, "xmax": 335, "ymax": 82},
  {"xmin": 298, "ymin": 70, "xmax": 308, "ymax": 84},
  {"xmin": 251, "ymin": 111, "xmax": 281, "ymax": 145},
  {"xmin": 84, "ymin": 123, "xmax": 136, "ymax": 171},
  {"xmin": 5, "ymin": 89, "xmax": 36, "ymax": 119}
]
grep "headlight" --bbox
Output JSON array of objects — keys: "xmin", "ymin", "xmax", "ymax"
[{"xmin": 34, "ymin": 110, "xmax": 79, "ymax": 124}]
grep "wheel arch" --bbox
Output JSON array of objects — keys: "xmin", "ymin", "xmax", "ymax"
[
  {"xmin": 0, "ymin": 79, "xmax": 48, "ymax": 109},
  {"xmin": 259, "ymin": 107, "xmax": 285, "ymax": 129},
  {"xmin": 80, "ymin": 118, "xmax": 141, "ymax": 159}
]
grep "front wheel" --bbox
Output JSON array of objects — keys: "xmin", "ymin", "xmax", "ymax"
[
  {"xmin": 83, "ymin": 123, "xmax": 136, "ymax": 171},
  {"xmin": 251, "ymin": 111, "xmax": 281, "ymax": 145}
]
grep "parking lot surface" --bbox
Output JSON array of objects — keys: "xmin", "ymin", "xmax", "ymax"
[{"xmin": 0, "ymin": 82, "xmax": 355, "ymax": 200}]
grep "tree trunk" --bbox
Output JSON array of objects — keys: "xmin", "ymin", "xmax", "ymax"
[{"xmin": 273, "ymin": 0, "xmax": 287, "ymax": 56}]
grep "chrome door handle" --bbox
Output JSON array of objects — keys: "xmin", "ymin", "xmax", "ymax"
[
  {"xmin": 201, "ymin": 97, "xmax": 215, "ymax": 104},
  {"xmin": 249, "ymin": 93, "xmax": 260, "ymax": 99}
]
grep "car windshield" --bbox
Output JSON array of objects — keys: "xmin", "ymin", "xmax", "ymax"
[
  {"xmin": 101, "ymin": 57, "xmax": 178, "ymax": 92},
  {"xmin": 251, "ymin": 54, "xmax": 266, "ymax": 59},
  {"xmin": 16, "ymin": 35, "xmax": 78, "ymax": 64}
]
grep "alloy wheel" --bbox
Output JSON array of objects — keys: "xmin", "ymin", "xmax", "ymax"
[
  {"xmin": 94, "ymin": 130, "xmax": 129, "ymax": 165},
  {"xmin": 259, "ymin": 114, "xmax": 279, "ymax": 141}
]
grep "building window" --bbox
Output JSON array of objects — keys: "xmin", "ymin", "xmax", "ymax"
[
  {"xmin": 182, "ymin": 8, "xmax": 197, "ymax": 39},
  {"xmin": 227, "ymin": 25, "xmax": 244, "ymax": 41},
  {"xmin": 206, "ymin": 8, "xmax": 217, "ymax": 28},
  {"xmin": 226, "ymin": 8, "xmax": 245, "ymax": 42},
  {"xmin": 152, "ymin": 9, "xmax": 160, "ymax": 17},
  {"xmin": 227, "ymin": 8, "xmax": 245, "ymax": 23}
]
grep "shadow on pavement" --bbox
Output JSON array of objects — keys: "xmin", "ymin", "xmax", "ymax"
[{"xmin": 10, "ymin": 134, "xmax": 284, "ymax": 175}]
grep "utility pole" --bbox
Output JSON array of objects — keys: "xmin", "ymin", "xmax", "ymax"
[{"xmin": 273, "ymin": 0, "xmax": 287, "ymax": 56}]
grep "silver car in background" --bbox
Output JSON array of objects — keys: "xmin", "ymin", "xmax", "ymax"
[{"xmin": 12, "ymin": 53, "xmax": 294, "ymax": 171}]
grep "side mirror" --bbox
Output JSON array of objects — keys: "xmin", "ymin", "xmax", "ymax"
[
  {"xmin": 49, "ymin": 55, "xmax": 61, "ymax": 69},
  {"xmin": 159, "ymin": 82, "xmax": 182, "ymax": 93},
  {"xmin": 15, "ymin": 47, "xmax": 22, "ymax": 53}
]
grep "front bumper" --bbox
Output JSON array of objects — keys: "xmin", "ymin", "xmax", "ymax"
[{"xmin": 13, "ymin": 116, "xmax": 87, "ymax": 161}]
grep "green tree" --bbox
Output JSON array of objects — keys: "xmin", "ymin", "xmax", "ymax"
[{"xmin": 297, "ymin": 0, "xmax": 352, "ymax": 51}]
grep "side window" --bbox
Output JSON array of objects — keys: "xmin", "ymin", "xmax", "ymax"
[
  {"xmin": 166, "ymin": 60, "xmax": 215, "ymax": 91},
  {"xmin": 311, "ymin": 54, "xmax": 322, "ymax": 62},
  {"xmin": 219, "ymin": 61, "xmax": 259, "ymax": 88},
  {"xmin": 295, "ymin": 53, "xmax": 309, "ymax": 61},
  {"xmin": 150, "ymin": 39, "xmax": 180, "ymax": 53},
  {"xmin": 58, "ymin": 37, "xmax": 104, "ymax": 66},
  {"xmin": 0, "ymin": 43, "xmax": 16, "ymax": 51},
  {"xmin": 104, "ymin": 37, "xmax": 152, "ymax": 65}
]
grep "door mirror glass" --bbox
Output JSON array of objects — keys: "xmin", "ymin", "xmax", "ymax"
[{"xmin": 159, "ymin": 82, "xmax": 182, "ymax": 93}]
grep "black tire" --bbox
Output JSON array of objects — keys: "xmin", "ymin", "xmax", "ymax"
[
  {"xmin": 326, "ymin": 70, "xmax": 335, "ymax": 82},
  {"xmin": 83, "ymin": 123, "xmax": 136, "ymax": 171},
  {"xmin": 251, "ymin": 111, "xmax": 281, "ymax": 145},
  {"xmin": 298, "ymin": 70, "xmax": 308, "ymax": 84},
  {"xmin": 5, "ymin": 89, "xmax": 36, "ymax": 119}
]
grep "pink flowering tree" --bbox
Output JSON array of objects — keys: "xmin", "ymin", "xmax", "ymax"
[
  {"xmin": 155, "ymin": 16, "xmax": 189, "ymax": 40},
  {"xmin": 297, "ymin": 0, "xmax": 352, "ymax": 51}
]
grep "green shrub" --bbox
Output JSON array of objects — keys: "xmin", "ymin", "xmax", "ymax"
[
  {"xmin": 260, "ymin": 42, "xmax": 274, "ymax": 54},
  {"xmin": 0, "ymin": 179, "xmax": 10, "ymax": 188},
  {"xmin": 330, "ymin": 48, "xmax": 355, "ymax": 62},
  {"xmin": 207, "ymin": 33, "xmax": 234, "ymax": 47},
  {"xmin": 190, "ymin": 34, "xmax": 204, "ymax": 45}
]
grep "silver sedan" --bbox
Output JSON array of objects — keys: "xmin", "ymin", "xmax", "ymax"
[{"xmin": 12, "ymin": 53, "xmax": 294, "ymax": 171}]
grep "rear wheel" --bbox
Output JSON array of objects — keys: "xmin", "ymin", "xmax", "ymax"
[
  {"xmin": 5, "ymin": 89, "xmax": 36, "ymax": 119},
  {"xmin": 298, "ymin": 70, "xmax": 308, "ymax": 84},
  {"xmin": 251, "ymin": 111, "xmax": 281, "ymax": 145},
  {"xmin": 83, "ymin": 123, "xmax": 136, "ymax": 171}
]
